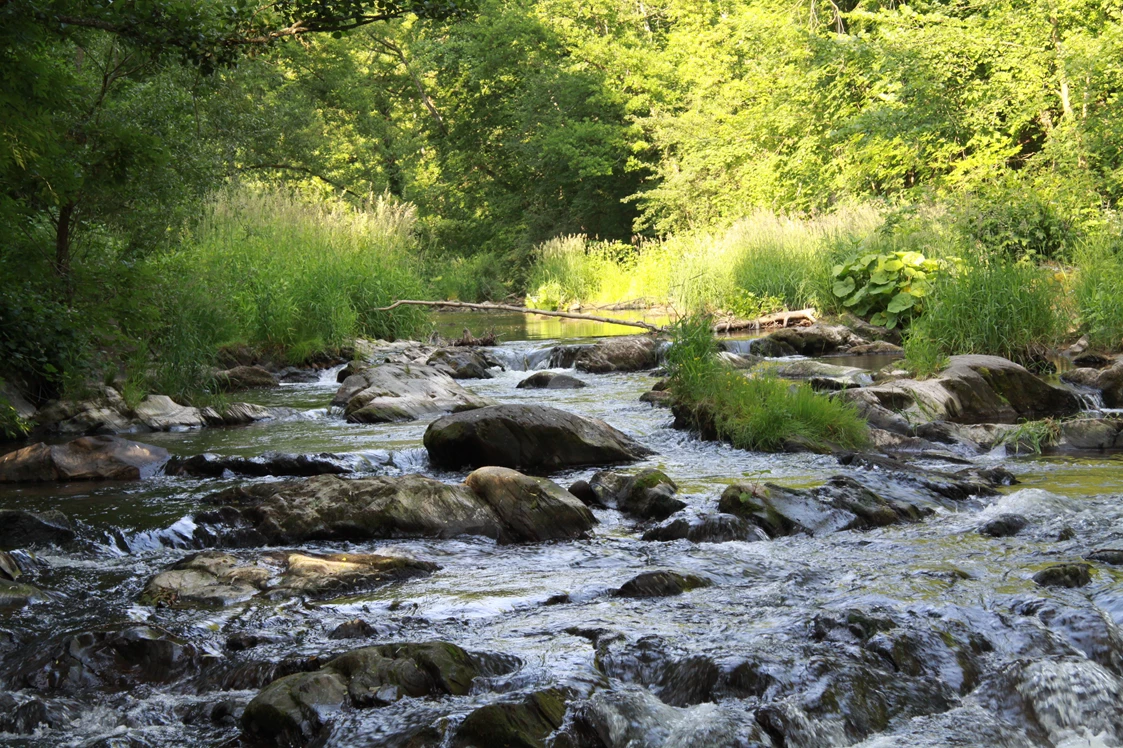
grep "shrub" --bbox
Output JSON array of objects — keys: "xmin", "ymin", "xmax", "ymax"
[
  {"xmin": 665, "ymin": 313, "xmax": 869, "ymax": 452},
  {"xmin": 831, "ymin": 248, "xmax": 954, "ymax": 329}
]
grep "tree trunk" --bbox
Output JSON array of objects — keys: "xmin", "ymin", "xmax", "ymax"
[{"xmin": 55, "ymin": 200, "xmax": 75, "ymax": 280}]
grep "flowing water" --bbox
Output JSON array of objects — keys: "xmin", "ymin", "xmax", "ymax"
[{"xmin": 2, "ymin": 324, "xmax": 1123, "ymax": 747}]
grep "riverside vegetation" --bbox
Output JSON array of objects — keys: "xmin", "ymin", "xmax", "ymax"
[{"xmin": 7, "ymin": 0, "xmax": 1123, "ymax": 434}]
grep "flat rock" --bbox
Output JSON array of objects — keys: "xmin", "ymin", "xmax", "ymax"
[
  {"xmin": 0, "ymin": 436, "xmax": 169, "ymax": 482},
  {"xmin": 0, "ymin": 510, "xmax": 75, "ymax": 549},
  {"xmin": 332, "ymin": 364, "xmax": 494, "ymax": 423},
  {"xmin": 841, "ymin": 355, "xmax": 1080, "ymax": 430},
  {"xmin": 614, "ymin": 571, "xmax": 712, "ymax": 598},
  {"xmin": 464, "ymin": 467, "xmax": 596, "ymax": 542},
  {"xmin": 139, "ymin": 550, "xmax": 437, "ymax": 607},
  {"xmin": 764, "ymin": 360, "xmax": 873, "ymax": 390},
  {"xmin": 516, "ymin": 371, "xmax": 587, "ymax": 389},
  {"xmin": 424, "ymin": 404, "xmax": 653, "ymax": 473},
  {"xmin": 165, "ymin": 451, "xmax": 354, "ymax": 478},
  {"xmin": 718, "ymin": 475, "xmax": 934, "ymax": 538},
  {"xmin": 195, "ymin": 474, "xmax": 506, "ymax": 546},
  {"xmin": 757, "ymin": 323, "xmax": 864, "ymax": 356}
]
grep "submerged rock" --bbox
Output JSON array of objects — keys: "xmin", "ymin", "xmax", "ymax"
[
  {"xmin": 194, "ymin": 471, "xmax": 594, "ymax": 546},
  {"xmin": 165, "ymin": 451, "xmax": 354, "ymax": 478},
  {"xmin": 452, "ymin": 688, "xmax": 569, "ymax": 748},
  {"xmin": 642, "ymin": 513, "xmax": 765, "ymax": 543},
  {"xmin": 614, "ymin": 571, "xmax": 712, "ymax": 598},
  {"xmin": 139, "ymin": 550, "xmax": 437, "ymax": 607},
  {"xmin": 842, "ymin": 355, "xmax": 1081, "ymax": 431},
  {"xmin": 1033, "ymin": 563, "xmax": 1093, "ymax": 588},
  {"xmin": 241, "ymin": 641, "xmax": 511, "ymax": 747},
  {"xmin": 516, "ymin": 371, "xmax": 587, "ymax": 389},
  {"xmin": 11, "ymin": 625, "xmax": 216, "ymax": 693},
  {"xmin": 465, "ymin": 467, "xmax": 596, "ymax": 542},
  {"xmin": 0, "ymin": 509, "xmax": 75, "ymax": 549},
  {"xmin": 0, "ymin": 435, "xmax": 169, "ymax": 482},
  {"xmin": 332, "ymin": 363, "xmax": 494, "ymax": 423},
  {"xmin": 836, "ymin": 452, "xmax": 1009, "ymax": 501},
  {"xmin": 424, "ymin": 404, "xmax": 653, "ymax": 472}
]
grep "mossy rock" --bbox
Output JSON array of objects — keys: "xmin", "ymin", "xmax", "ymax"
[{"xmin": 451, "ymin": 689, "xmax": 570, "ymax": 748}]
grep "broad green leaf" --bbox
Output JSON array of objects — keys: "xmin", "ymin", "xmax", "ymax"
[{"xmin": 886, "ymin": 291, "xmax": 917, "ymax": 313}]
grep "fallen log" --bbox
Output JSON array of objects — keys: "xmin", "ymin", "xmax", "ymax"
[
  {"xmin": 713, "ymin": 308, "xmax": 817, "ymax": 334},
  {"xmin": 373, "ymin": 299, "xmax": 663, "ymax": 333}
]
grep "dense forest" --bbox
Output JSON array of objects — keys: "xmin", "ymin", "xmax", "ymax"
[{"xmin": 4, "ymin": 0, "xmax": 1123, "ymax": 432}]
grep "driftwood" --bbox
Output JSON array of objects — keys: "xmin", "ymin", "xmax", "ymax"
[
  {"xmin": 373, "ymin": 299, "xmax": 663, "ymax": 333},
  {"xmin": 374, "ymin": 299, "xmax": 817, "ymax": 337},
  {"xmin": 712, "ymin": 308, "xmax": 817, "ymax": 334}
]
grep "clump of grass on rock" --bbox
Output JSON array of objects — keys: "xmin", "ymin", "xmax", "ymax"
[{"xmin": 664, "ymin": 314, "xmax": 869, "ymax": 453}]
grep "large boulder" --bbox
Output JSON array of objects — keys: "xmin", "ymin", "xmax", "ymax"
[
  {"xmin": 424, "ymin": 404, "xmax": 653, "ymax": 473},
  {"xmin": 195, "ymin": 474, "xmax": 506, "ymax": 546},
  {"xmin": 464, "ymin": 467, "xmax": 596, "ymax": 542},
  {"xmin": 241, "ymin": 642, "xmax": 505, "ymax": 747},
  {"xmin": 841, "ymin": 355, "xmax": 1081, "ymax": 431},
  {"xmin": 139, "ymin": 550, "xmax": 437, "ymax": 608},
  {"xmin": 570, "ymin": 336, "xmax": 661, "ymax": 373},
  {"xmin": 0, "ymin": 510, "xmax": 75, "ymax": 549},
  {"xmin": 215, "ymin": 365, "xmax": 278, "ymax": 391},
  {"xmin": 193, "ymin": 471, "xmax": 596, "ymax": 546},
  {"xmin": 0, "ymin": 436, "xmax": 169, "ymax": 483},
  {"xmin": 332, "ymin": 364, "xmax": 494, "ymax": 423}
]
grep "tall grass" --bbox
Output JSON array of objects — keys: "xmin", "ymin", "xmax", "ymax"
[
  {"xmin": 145, "ymin": 187, "xmax": 430, "ymax": 397},
  {"xmin": 1072, "ymin": 232, "xmax": 1123, "ymax": 350},
  {"xmin": 524, "ymin": 207, "xmax": 882, "ymax": 313},
  {"xmin": 904, "ymin": 251, "xmax": 1067, "ymax": 372},
  {"xmin": 665, "ymin": 314, "xmax": 869, "ymax": 452}
]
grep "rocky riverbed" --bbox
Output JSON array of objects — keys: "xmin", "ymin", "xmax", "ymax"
[{"xmin": 2, "ymin": 326, "xmax": 1123, "ymax": 747}]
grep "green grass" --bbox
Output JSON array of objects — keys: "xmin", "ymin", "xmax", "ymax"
[
  {"xmin": 138, "ymin": 186, "xmax": 432, "ymax": 399},
  {"xmin": 664, "ymin": 314, "xmax": 870, "ymax": 452},
  {"xmin": 903, "ymin": 251, "xmax": 1067, "ymax": 371},
  {"xmin": 1072, "ymin": 232, "xmax": 1123, "ymax": 350},
  {"xmin": 523, "ymin": 207, "xmax": 882, "ymax": 313}
]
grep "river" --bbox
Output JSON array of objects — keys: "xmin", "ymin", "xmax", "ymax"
[{"xmin": 1, "ymin": 317, "xmax": 1122, "ymax": 747}]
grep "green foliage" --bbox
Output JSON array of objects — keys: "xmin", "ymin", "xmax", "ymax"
[
  {"xmin": 901, "ymin": 330, "xmax": 949, "ymax": 379},
  {"xmin": 0, "ymin": 284, "xmax": 86, "ymax": 401},
  {"xmin": 427, "ymin": 251, "xmax": 511, "ymax": 302},
  {"xmin": 831, "ymin": 249, "xmax": 952, "ymax": 329},
  {"xmin": 665, "ymin": 314, "xmax": 869, "ymax": 453},
  {"xmin": 905, "ymin": 254, "xmax": 1067, "ymax": 367},
  {"xmin": 1073, "ymin": 232, "xmax": 1123, "ymax": 350},
  {"xmin": 949, "ymin": 180, "xmax": 1077, "ymax": 261},
  {"xmin": 1000, "ymin": 418, "xmax": 1061, "ymax": 456}
]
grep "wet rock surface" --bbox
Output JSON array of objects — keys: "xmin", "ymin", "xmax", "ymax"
[
  {"xmin": 516, "ymin": 371, "xmax": 587, "ymax": 389},
  {"xmin": 0, "ymin": 435, "xmax": 170, "ymax": 482},
  {"xmin": 333, "ymin": 363, "xmax": 495, "ymax": 423},
  {"xmin": 215, "ymin": 365, "xmax": 279, "ymax": 391},
  {"xmin": 4, "ymin": 332, "xmax": 1123, "ymax": 748},
  {"xmin": 165, "ymin": 451, "xmax": 355, "ymax": 478},
  {"xmin": 424, "ymin": 404, "xmax": 653, "ymax": 472}
]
